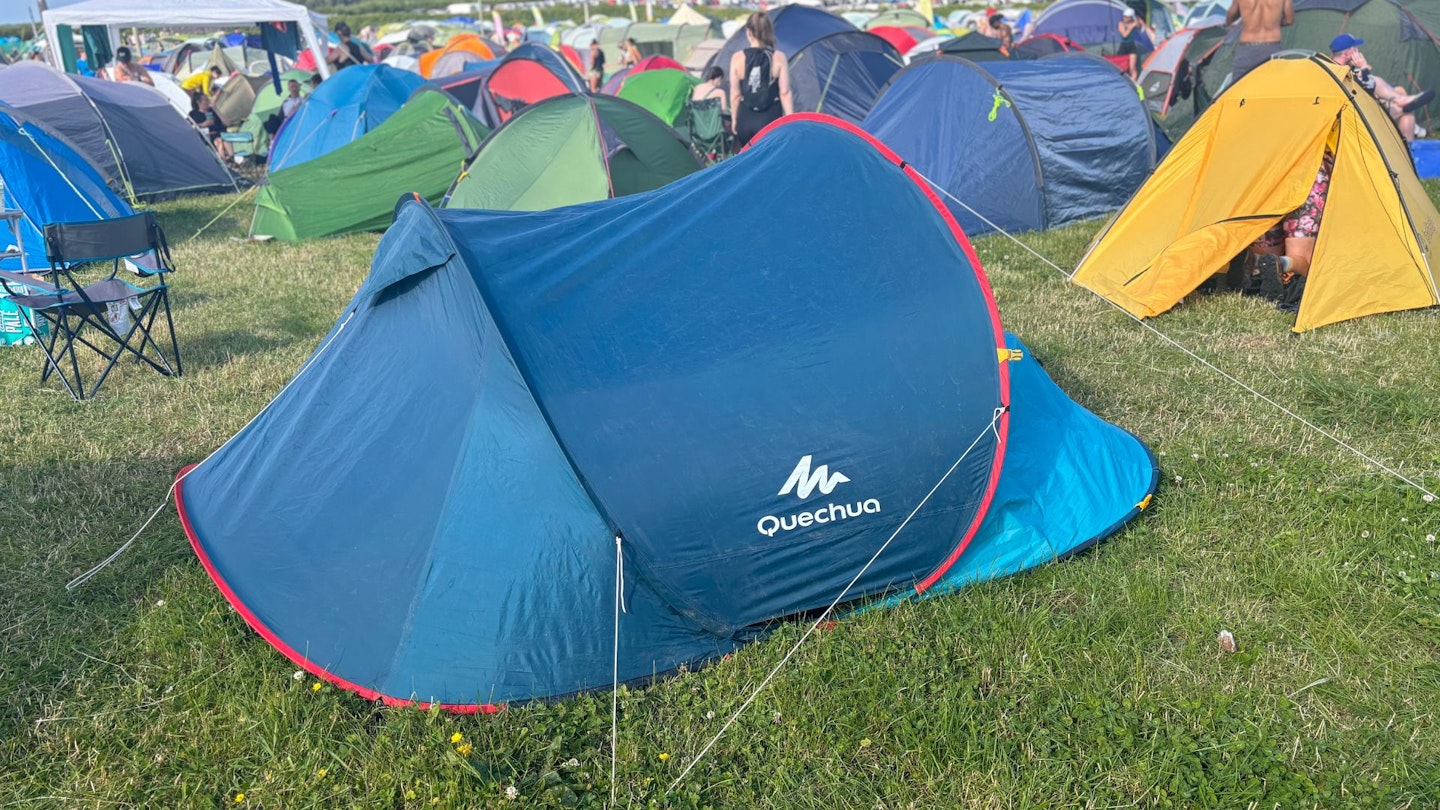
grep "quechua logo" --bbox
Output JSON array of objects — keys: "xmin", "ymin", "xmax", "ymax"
[{"xmin": 758, "ymin": 455, "xmax": 881, "ymax": 537}]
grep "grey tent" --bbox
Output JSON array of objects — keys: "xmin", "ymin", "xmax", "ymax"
[{"xmin": 0, "ymin": 61, "xmax": 236, "ymax": 200}]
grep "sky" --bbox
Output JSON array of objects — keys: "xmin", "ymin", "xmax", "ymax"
[{"xmin": 0, "ymin": 0, "xmax": 84, "ymax": 27}]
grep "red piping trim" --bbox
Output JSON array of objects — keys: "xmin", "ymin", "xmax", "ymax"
[
  {"xmin": 173, "ymin": 464, "xmax": 503, "ymax": 715},
  {"xmin": 747, "ymin": 114, "xmax": 1012, "ymax": 595}
]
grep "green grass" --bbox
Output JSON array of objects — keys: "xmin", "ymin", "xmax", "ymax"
[{"xmin": 3, "ymin": 186, "xmax": 1440, "ymax": 809}]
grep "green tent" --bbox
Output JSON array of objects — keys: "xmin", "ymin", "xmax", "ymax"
[
  {"xmin": 616, "ymin": 69, "xmax": 697, "ymax": 127},
  {"xmin": 445, "ymin": 94, "xmax": 701, "ymax": 212},
  {"xmin": 252, "ymin": 89, "xmax": 488, "ymax": 241},
  {"xmin": 865, "ymin": 9, "xmax": 932, "ymax": 30},
  {"xmin": 1198, "ymin": 0, "xmax": 1440, "ymax": 132},
  {"xmin": 238, "ymin": 84, "xmax": 289, "ymax": 159}
]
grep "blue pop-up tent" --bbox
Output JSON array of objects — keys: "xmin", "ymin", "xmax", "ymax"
[
  {"xmin": 862, "ymin": 53, "xmax": 1166, "ymax": 236},
  {"xmin": 268, "ymin": 65, "xmax": 427, "ymax": 172},
  {"xmin": 175, "ymin": 115, "xmax": 1157, "ymax": 710},
  {"xmin": 0, "ymin": 103, "xmax": 132, "ymax": 270}
]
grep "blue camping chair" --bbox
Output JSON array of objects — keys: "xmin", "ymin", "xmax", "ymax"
[{"xmin": 0, "ymin": 212, "xmax": 180, "ymax": 400}]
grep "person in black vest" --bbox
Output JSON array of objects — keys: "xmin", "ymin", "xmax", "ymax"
[{"xmin": 728, "ymin": 12, "xmax": 793, "ymax": 149}]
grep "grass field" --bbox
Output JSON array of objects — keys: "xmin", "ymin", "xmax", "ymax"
[{"xmin": 3, "ymin": 185, "xmax": 1440, "ymax": 809}]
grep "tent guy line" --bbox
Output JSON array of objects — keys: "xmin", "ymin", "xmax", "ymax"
[
  {"xmin": 64, "ymin": 309, "xmax": 359, "ymax": 592},
  {"xmin": 665, "ymin": 406, "xmax": 1007, "ymax": 795},
  {"xmin": 911, "ymin": 167, "xmax": 1440, "ymax": 504}
]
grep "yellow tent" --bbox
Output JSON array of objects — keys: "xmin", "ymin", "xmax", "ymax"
[{"xmin": 1073, "ymin": 54, "xmax": 1440, "ymax": 332}]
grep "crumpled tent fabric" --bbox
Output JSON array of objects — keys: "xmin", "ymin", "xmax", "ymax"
[
  {"xmin": 269, "ymin": 64, "xmax": 426, "ymax": 172},
  {"xmin": 0, "ymin": 61, "xmax": 236, "ymax": 201},
  {"xmin": 252, "ymin": 88, "xmax": 487, "ymax": 241},
  {"xmin": 445, "ymin": 93, "xmax": 699, "ymax": 211},
  {"xmin": 0, "ymin": 103, "xmax": 133, "ymax": 270},
  {"xmin": 176, "ymin": 114, "xmax": 1156, "ymax": 709},
  {"xmin": 863, "ymin": 53, "xmax": 1164, "ymax": 235},
  {"xmin": 1074, "ymin": 55, "xmax": 1440, "ymax": 332}
]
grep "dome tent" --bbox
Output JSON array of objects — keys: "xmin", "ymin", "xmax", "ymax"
[
  {"xmin": 706, "ymin": 6, "xmax": 905, "ymax": 123},
  {"xmin": 269, "ymin": 65, "xmax": 426, "ymax": 173},
  {"xmin": 175, "ymin": 114, "xmax": 1157, "ymax": 709},
  {"xmin": 0, "ymin": 103, "xmax": 133, "ymax": 270},
  {"xmin": 468, "ymin": 43, "xmax": 588, "ymax": 129},
  {"xmin": 445, "ymin": 94, "xmax": 700, "ymax": 212},
  {"xmin": 862, "ymin": 53, "xmax": 1165, "ymax": 236},
  {"xmin": 1033, "ymin": 0, "xmax": 1176, "ymax": 47},
  {"xmin": 614, "ymin": 68, "xmax": 697, "ymax": 127},
  {"xmin": 0, "ymin": 61, "xmax": 235, "ymax": 201},
  {"xmin": 1075, "ymin": 55, "xmax": 1440, "ymax": 332}
]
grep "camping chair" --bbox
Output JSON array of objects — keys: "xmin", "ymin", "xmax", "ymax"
[
  {"xmin": 686, "ymin": 97, "xmax": 730, "ymax": 163},
  {"xmin": 0, "ymin": 212, "xmax": 181, "ymax": 400}
]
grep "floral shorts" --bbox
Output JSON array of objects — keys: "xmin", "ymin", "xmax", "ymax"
[{"xmin": 1254, "ymin": 150, "xmax": 1335, "ymax": 249}]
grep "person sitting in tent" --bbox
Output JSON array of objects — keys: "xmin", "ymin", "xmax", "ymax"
[
  {"xmin": 1331, "ymin": 35, "xmax": 1434, "ymax": 142},
  {"xmin": 730, "ymin": 12, "xmax": 793, "ymax": 148},
  {"xmin": 328, "ymin": 22, "xmax": 374, "ymax": 71},
  {"xmin": 181, "ymin": 66, "xmax": 223, "ymax": 99},
  {"xmin": 189, "ymin": 94, "xmax": 233, "ymax": 163},
  {"xmin": 588, "ymin": 40, "xmax": 606, "ymax": 93},
  {"xmin": 1239, "ymin": 149, "xmax": 1334, "ymax": 307},
  {"xmin": 1116, "ymin": 9, "xmax": 1153, "ymax": 79},
  {"xmin": 109, "ymin": 45, "xmax": 152, "ymax": 85}
]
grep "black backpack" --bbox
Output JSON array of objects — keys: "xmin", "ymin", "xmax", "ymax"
[{"xmin": 740, "ymin": 48, "xmax": 779, "ymax": 113}]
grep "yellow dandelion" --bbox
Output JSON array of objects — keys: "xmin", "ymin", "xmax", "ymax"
[
  {"xmin": 658, "ymin": 752, "xmax": 670, "ymax": 761},
  {"xmin": 456, "ymin": 742, "xmax": 474, "ymax": 756},
  {"xmin": 859, "ymin": 738, "xmax": 872, "ymax": 748},
  {"xmin": 311, "ymin": 681, "xmax": 323, "ymax": 692},
  {"xmin": 450, "ymin": 732, "xmax": 463, "ymax": 744},
  {"xmin": 405, "ymin": 790, "xmax": 418, "ymax": 801},
  {"xmin": 316, "ymin": 769, "xmax": 327, "ymax": 778},
  {"xmin": 234, "ymin": 793, "xmax": 246, "ymax": 803}
]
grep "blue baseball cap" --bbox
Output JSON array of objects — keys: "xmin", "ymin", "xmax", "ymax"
[{"xmin": 1331, "ymin": 33, "xmax": 1364, "ymax": 53}]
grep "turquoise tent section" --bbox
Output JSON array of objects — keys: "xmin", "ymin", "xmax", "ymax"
[
  {"xmin": 175, "ymin": 114, "xmax": 1156, "ymax": 710},
  {"xmin": 269, "ymin": 65, "xmax": 427, "ymax": 172},
  {"xmin": 0, "ymin": 102, "xmax": 132, "ymax": 270}
]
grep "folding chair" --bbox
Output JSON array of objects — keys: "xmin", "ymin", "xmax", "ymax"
[
  {"xmin": 0, "ymin": 212, "xmax": 181, "ymax": 400},
  {"xmin": 686, "ymin": 97, "xmax": 731, "ymax": 164}
]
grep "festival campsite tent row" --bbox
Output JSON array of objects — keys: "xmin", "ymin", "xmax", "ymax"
[
  {"xmin": 0, "ymin": 61, "xmax": 236, "ymax": 201},
  {"xmin": 176, "ymin": 115, "xmax": 1157, "ymax": 708},
  {"xmin": 1074, "ymin": 55, "xmax": 1440, "ymax": 332}
]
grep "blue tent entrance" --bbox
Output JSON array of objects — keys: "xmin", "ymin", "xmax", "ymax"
[
  {"xmin": 863, "ymin": 53, "xmax": 1166, "ymax": 236},
  {"xmin": 175, "ymin": 115, "xmax": 1156, "ymax": 709}
]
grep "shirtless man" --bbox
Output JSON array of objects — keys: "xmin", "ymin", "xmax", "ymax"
[{"xmin": 1226, "ymin": 0, "xmax": 1293, "ymax": 84}]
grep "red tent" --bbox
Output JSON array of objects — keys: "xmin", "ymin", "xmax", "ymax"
[
  {"xmin": 601, "ymin": 54, "xmax": 688, "ymax": 94},
  {"xmin": 868, "ymin": 26, "xmax": 923, "ymax": 55}
]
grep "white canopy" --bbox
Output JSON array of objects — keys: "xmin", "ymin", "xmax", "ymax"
[{"xmin": 43, "ymin": 0, "xmax": 330, "ymax": 79}]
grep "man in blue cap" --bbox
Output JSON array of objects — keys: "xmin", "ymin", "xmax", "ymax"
[
  {"xmin": 1225, "ymin": 0, "xmax": 1293, "ymax": 84},
  {"xmin": 1332, "ymin": 33, "xmax": 1433, "ymax": 141}
]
